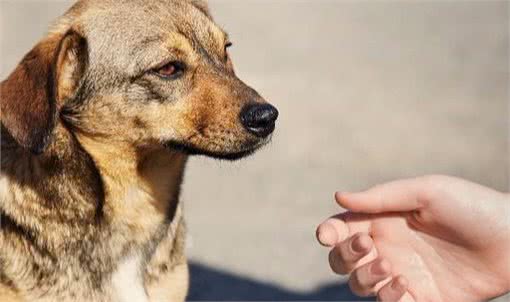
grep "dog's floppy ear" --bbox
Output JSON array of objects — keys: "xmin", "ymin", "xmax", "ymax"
[
  {"xmin": 0, "ymin": 30, "xmax": 88, "ymax": 154},
  {"xmin": 191, "ymin": 0, "xmax": 212, "ymax": 18}
]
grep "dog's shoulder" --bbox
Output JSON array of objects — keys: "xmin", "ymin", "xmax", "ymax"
[{"xmin": 0, "ymin": 284, "xmax": 23, "ymax": 302}]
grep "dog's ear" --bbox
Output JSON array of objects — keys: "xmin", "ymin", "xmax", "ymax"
[
  {"xmin": 0, "ymin": 30, "xmax": 88, "ymax": 154},
  {"xmin": 191, "ymin": 0, "xmax": 212, "ymax": 18}
]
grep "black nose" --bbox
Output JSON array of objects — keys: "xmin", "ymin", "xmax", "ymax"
[{"xmin": 240, "ymin": 103, "xmax": 279, "ymax": 138}]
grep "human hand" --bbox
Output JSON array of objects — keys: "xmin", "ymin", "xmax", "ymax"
[{"xmin": 316, "ymin": 175, "xmax": 510, "ymax": 301}]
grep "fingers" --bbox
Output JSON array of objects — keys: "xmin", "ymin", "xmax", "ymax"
[
  {"xmin": 316, "ymin": 212, "xmax": 371, "ymax": 247},
  {"xmin": 336, "ymin": 178, "xmax": 427, "ymax": 214},
  {"xmin": 316, "ymin": 217, "xmax": 349, "ymax": 247},
  {"xmin": 348, "ymin": 258, "xmax": 392, "ymax": 297},
  {"xmin": 377, "ymin": 275, "xmax": 409, "ymax": 302},
  {"xmin": 328, "ymin": 233, "xmax": 374, "ymax": 274}
]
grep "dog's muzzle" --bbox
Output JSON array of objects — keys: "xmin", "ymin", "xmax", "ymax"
[{"xmin": 240, "ymin": 103, "xmax": 279, "ymax": 138}]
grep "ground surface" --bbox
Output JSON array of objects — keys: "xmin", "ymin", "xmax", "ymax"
[{"xmin": 1, "ymin": 0, "xmax": 508, "ymax": 301}]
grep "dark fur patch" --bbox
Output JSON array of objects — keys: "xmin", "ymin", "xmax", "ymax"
[
  {"xmin": 1, "ymin": 30, "xmax": 88, "ymax": 154},
  {"xmin": 0, "ymin": 39, "xmax": 58, "ymax": 154}
]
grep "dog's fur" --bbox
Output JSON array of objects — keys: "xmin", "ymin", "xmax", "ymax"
[{"xmin": 0, "ymin": 0, "xmax": 276, "ymax": 301}]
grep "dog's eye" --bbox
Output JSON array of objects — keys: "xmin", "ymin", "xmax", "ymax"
[
  {"xmin": 224, "ymin": 42, "xmax": 232, "ymax": 60},
  {"xmin": 154, "ymin": 61, "xmax": 185, "ymax": 79}
]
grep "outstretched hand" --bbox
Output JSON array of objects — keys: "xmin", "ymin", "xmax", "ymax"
[{"xmin": 316, "ymin": 175, "xmax": 510, "ymax": 301}]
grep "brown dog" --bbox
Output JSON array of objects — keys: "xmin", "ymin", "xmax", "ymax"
[{"xmin": 0, "ymin": 0, "xmax": 278, "ymax": 301}]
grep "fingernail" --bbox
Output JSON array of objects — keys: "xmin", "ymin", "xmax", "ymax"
[
  {"xmin": 334, "ymin": 192, "xmax": 343, "ymax": 201},
  {"xmin": 335, "ymin": 191, "xmax": 351, "ymax": 200},
  {"xmin": 316, "ymin": 223, "xmax": 338, "ymax": 246},
  {"xmin": 351, "ymin": 235, "xmax": 370, "ymax": 253}
]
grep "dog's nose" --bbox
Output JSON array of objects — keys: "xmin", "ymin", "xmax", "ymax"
[{"xmin": 240, "ymin": 103, "xmax": 279, "ymax": 138}]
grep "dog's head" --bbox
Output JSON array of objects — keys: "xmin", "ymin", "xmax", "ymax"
[{"xmin": 1, "ymin": 0, "xmax": 278, "ymax": 160}]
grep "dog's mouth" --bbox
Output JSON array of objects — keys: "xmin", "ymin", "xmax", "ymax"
[{"xmin": 164, "ymin": 138, "xmax": 269, "ymax": 161}]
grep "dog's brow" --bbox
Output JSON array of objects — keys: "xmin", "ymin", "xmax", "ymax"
[
  {"xmin": 130, "ymin": 32, "xmax": 195, "ymax": 74},
  {"xmin": 222, "ymin": 31, "xmax": 230, "ymax": 43},
  {"xmin": 168, "ymin": 33, "xmax": 193, "ymax": 51}
]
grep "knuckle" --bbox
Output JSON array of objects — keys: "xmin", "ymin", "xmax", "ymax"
[
  {"xmin": 376, "ymin": 291, "xmax": 389, "ymax": 302},
  {"xmin": 328, "ymin": 249, "xmax": 348, "ymax": 274},
  {"xmin": 348, "ymin": 275, "xmax": 371, "ymax": 297},
  {"xmin": 420, "ymin": 174, "xmax": 449, "ymax": 187},
  {"xmin": 356, "ymin": 273, "xmax": 372, "ymax": 289},
  {"xmin": 419, "ymin": 174, "xmax": 453, "ymax": 200},
  {"xmin": 328, "ymin": 250, "xmax": 337, "ymax": 272}
]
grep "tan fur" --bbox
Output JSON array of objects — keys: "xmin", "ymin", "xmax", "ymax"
[
  {"xmin": 0, "ymin": 286, "xmax": 21, "ymax": 302},
  {"xmin": 0, "ymin": 0, "xmax": 277, "ymax": 301}
]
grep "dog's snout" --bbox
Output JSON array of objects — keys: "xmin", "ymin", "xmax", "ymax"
[{"xmin": 240, "ymin": 103, "xmax": 279, "ymax": 138}]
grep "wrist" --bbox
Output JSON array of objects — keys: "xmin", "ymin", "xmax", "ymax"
[
  {"xmin": 503, "ymin": 194, "xmax": 510, "ymax": 293},
  {"xmin": 493, "ymin": 193, "xmax": 510, "ymax": 297},
  {"xmin": 477, "ymin": 192, "xmax": 510, "ymax": 300}
]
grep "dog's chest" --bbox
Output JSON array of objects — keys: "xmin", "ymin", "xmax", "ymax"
[{"xmin": 111, "ymin": 253, "xmax": 149, "ymax": 302}]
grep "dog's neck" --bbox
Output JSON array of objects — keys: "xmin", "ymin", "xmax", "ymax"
[
  {"xmin": 75, "ymin": 134, "xmax": 188, "ymax": 236},
  {"xmin": 1, "ymin": 123, "xmax": 187, "ymax": 244},
  {"xmin": 1, "ymin": 124, "xmax": 189, "ymax": 297}
]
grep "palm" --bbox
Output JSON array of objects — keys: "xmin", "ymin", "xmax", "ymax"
[{"xmin": 352, "ymin": 212, "xmax": 494, "ymax": 301}]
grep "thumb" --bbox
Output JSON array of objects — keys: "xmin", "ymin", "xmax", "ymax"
[{"xmin": 336, "ymin": 178, "xmax": 426, "ymax": 214}]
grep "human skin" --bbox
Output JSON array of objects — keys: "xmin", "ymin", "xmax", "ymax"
[{"xmin": 316, "ymin": 175, "xmax": 510, "ymax": 301}]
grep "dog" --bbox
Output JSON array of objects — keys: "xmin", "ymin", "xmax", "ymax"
[{"xmin": 0, "ymin": 0, "xmax": 278, "ymax": 301}]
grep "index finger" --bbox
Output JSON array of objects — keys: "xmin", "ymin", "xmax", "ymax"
[{"xmin": 336, "ymin": 177, "xmax": 427, "ymax": 214}]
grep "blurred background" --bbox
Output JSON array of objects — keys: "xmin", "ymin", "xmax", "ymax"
[{"xmin": 1, "ymin": 0, "xmax": 508, "ymax": 301}]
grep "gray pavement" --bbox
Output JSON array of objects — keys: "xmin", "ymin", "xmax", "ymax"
[{"xmin": 1, "ymin": 0, "xmax": 508, "ymax": 301}]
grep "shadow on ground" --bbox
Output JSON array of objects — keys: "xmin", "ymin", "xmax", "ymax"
[{"xmin": 188, "ymin": 262, "xmax": 373, "ymax": 301}]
